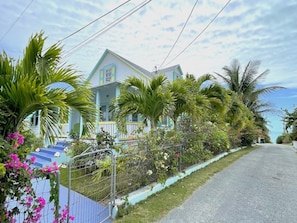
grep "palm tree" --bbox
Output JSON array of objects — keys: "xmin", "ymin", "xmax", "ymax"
[
  {"xmin": 165, "ymin": 74, "xmax": 224, "ymax": 130},
  {"xmin": 215, "ymin": 59, "xmax": 282, "ymax": 107},
  {"xmin": 224, "ymin": 90, "xmax": 254, "ymax": 130},
  {"xmin": 111, "ymin": 74, "xmax": 175, "ymax": 132},
  {"xmin": 186, "ymin": 74, "xmax": 228, "ymax": 122},
  {"xmin": 167, "ymin": 78, "xmax": 192, "ymax": 129},
  {"xmin": 0, "ymin": 32, "xmax": 96, "ymax": 142},
  {"xmin": 283, "ymin": 108, "xmax": 297, "ymax": 140},
  {"xmin": 215, "ymin": 59, "xmax": 283, "ymax": 139}
]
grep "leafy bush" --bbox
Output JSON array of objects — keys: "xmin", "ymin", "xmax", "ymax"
[
  {"xmin": 20, "ymin": 128, "xmax": 44, "ymax": 151},
  {"xmin": 239, "ymin": 122, "xmax": 257, "ymax": 146},
  {"xmin": 69, "ymin": 141, "xmax": 91, "ymax": 157},
  {"xmin": 276, "ymin": 135, "xmax": 284, "ymax": 144},
  {"xmin": 276, "ymin": 133, "xmax": 291, "ymax": 144},
  {"xmin": 96, "ymin": 128, "xmax": 115, "ymax": 148},
  {"xmin": 202, "ymin": 123, "xmax": 230, "ymax": 155},
  {"xmin": 240, "ymin": 132, "xmax": 254, "ymax": 146}
]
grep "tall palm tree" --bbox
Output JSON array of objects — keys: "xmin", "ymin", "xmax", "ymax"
[
  {"xmin": 0, "ymin": 32, "xmax": 96, "ymax": 142},
  {"xmin": 283, "ymin": 108, "xmax": 297, "ymax": 140},
  {"xmin": 215, "ymin": 59, "xmax": 283, "ymax": 108},
  {"xmin": 215, "ymin": 59, "xmax": 283, "ymax": 136},
  {"xmin": 224, "ymin": 90, "xmax": 254, "ymax": 130},
  {"xmin": 111, "ymin": 74, "xmax": 175, "ymax": 132}
]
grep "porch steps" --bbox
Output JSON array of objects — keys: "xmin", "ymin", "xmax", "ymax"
[{"xmin": 27, "ymin": 141, "xmax": 71, "ymax": 168}]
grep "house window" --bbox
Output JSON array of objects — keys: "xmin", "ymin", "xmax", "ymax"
[
  {"xmin": 30, "ymin": 111, "xmax": 39, "ymax": 126},
  {"xmin": 100, "ymin": 105, "xmax": 113, "ymax": 121},
  {"xmin": 105, "ymin": 68, "xmax": 112, "ymax": 82},
  {"xmin": 132, "ymin": 114, "xmax": 138, "ymax": 122},
  {"xmin": 100, "ymin": 106, "xmax": 107, "ymax": 121},
  {"xmin": 99, "ymin": 64, "xmax": 116, "ymax": 85}
]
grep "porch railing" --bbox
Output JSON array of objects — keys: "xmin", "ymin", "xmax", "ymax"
[{"xmin": 59, "ymin": 122, "xmax": 149, "ymax": 140}]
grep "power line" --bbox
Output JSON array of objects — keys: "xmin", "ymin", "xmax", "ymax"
[
  {"xmin": 63, "ymin": 0, "xmax": 152, "ymax": 58},
  {"xmin": 0, "ymin": 0, "xmax": 34, "ymax": 42},
  {"xmin": 165, "ymin": 0, "xmax": 232, "ymax": 67},
  {"xmin": 159, "ymin": 0, "xmax": 199, "ymax": 69},
  {"xmin": 56, "ymin": 0, "xmax": 131, "ymax": 44}
]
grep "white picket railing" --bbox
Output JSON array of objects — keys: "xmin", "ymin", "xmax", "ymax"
[{"xmin": 59, "ymin": 122, "xmax": 150, "ymax": 140}]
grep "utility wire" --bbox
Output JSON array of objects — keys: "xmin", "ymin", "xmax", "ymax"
[
  {"xmin": 63, "ymin": 0, "xmax": 152, "ymax": 58},
  {"xmin": 0, "ymin": 0, "xmax": 34, "ymax": 42},
  {"xmin": 159, "ymin": 0, "xmax": 199, "ymax": 69},
  {"xmin": 56, "ymin": 0, "xmax": 131, "ymax": 44},
  {"xmin": 165, "ymin": 0, "xmax": 231, "ymax": 67}
]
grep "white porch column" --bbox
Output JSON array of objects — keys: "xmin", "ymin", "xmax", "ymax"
[
  {"xmin": 115, "ymin": 85, "xmax": 120, "ymax": 143},
  {"xmin": 68, "ymin": 108, "xmax": 73, "ymax": 140},
  {"xmin": 79, "ymin": 116, "xmax": 83, "ymax": 138},
  {"xmin": 95, "ymin": 89, "xmax": 101, "ymax": 133}
]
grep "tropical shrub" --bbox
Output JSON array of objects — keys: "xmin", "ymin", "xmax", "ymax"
[
  {"xmin": 201, "ymin": 122, "xmax": 230, "ymax": 155},
  {"xmin": 283, "ymin": 108, "xmax": 297, "ymax": 141},
  {"xmin": 276, "ymin": 135, "xmax": 284, "ymax": 144},
  {"xmin": 20, "ymin": 128, "xmax": 44, "ymax": 152},
  {"xmin": 276, "ymin": 133, "xmax": 293, "ymax": 144},
  {"xmin": 239, "ymin": 121, "xmax": 258, "ymax": 146},
  {"xmin": 96, "ymin": 128, "xmax": 115, "ymax": 148},
  {"xmin": 69, "ymin": 140, "xmax": 91, "ymax": 157}
]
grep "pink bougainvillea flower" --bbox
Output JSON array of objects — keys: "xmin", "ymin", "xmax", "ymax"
[
  {"xmin": 37, "ymin": 197, "xmax": 46, "ymax": 208},
  {"xmin": 9, "ymin": 153, "xmax": 19, "ymax": 162},
  {"xmin": 30, "ymin": 156, "xmax": 36, "ymax": 164},
  {"xmin": 7, "ymin": 132, "xmax": 25, "ymax": 148},
  {"xmin": 52, "ymin": 162, "xmax": 59, "ymax": 171},
  {"xmin": 17, "ymin": 134, "xmax": 24, "ymax": 144}
]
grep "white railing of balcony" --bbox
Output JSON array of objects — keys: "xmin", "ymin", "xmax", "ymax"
[{"xmin": 58, "ymin": 122, "xmax": 149, "ymax": 140}]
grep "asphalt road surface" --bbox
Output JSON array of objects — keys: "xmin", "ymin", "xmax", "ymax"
[{"xmin": 157, "ymin": 144, "xmax": 297, "ymax": 223}]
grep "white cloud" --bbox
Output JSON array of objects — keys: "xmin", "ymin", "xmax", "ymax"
[
  {"xmin": 0, "ymin": 0, "xmax": 296, "ymax": 87},
  {"xmin": 1, "ymin": 0, "xmax": 297, "ymax": 143}
]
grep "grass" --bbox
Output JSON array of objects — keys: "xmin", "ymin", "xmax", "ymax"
[
  {"xmin": 59, "ymin": 164, "xmax": 112, "ymax": 204},
  {"xmin": 114, "ymin": 145, "xmax": 259, "ymax": 223}
]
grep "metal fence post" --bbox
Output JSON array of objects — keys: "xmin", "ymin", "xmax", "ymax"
[
  {"xmin": 67, "ymin": 159, "xmax": 73, "ymax": 223},
  {"xmin": 111, "ymin": 152, "xmax": 117, "ymax": 208}
]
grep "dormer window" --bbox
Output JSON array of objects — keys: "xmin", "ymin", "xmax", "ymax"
[
  {"xmin": 99, "ymin": 64, "xmax": 116, "ymax": 85},
  {"xmin": 105, "ymin": 68, "xmax": 112, "ymax": 82}
]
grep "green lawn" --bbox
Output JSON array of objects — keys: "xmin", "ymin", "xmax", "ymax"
[{"xmin": 59, "ymin": 165, "xmax": 111, "ymax": 204}]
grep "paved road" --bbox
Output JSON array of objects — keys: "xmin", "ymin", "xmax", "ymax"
[{"xmin": 157, "ymin": 144, "xmax": 297, "ymax": 223}]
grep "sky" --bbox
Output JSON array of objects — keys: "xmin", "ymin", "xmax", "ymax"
[{"xmin": 0, "ymin": 0, "xmax": 296, "ymax": 143}]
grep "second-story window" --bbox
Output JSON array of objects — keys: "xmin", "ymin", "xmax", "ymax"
[
  {"xmin": 105, "ymin": 68, "xmax": 112, "ymax": 82},
  {"xmin": 99, "ymin": 64, "xmax": 116, "ymax": 85}
]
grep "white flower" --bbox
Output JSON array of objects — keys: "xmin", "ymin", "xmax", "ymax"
[
  {"xmin": 59, "ymin": 163, "xmax": 67, "ymax": 168},
  {"xmin": 54, "ymin": 152, "xmax": 60, "ymax": 157},
  {"xmin": 146, "ymin": 170, "xmax": 153, "ymax": 175},
  {"xmin": 163, "ymin": 153, "xmax": 169, "ymax": 160},
  {"xmin": 64, "ymin": 147, "xmax": 69, "ymax": 153},
  {"xmin": 35, "ymin": 148, "xmax": 40, "ymax": 152}
]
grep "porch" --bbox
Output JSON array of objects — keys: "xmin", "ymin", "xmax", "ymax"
[{"xmin": 60, "ymin": 121, "xmax": 149, "ymax": 141}]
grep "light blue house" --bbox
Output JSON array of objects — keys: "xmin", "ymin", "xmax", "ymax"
[{"xmin": 30, "ymin": 49, "xmax": 184, "ymax": 141}]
